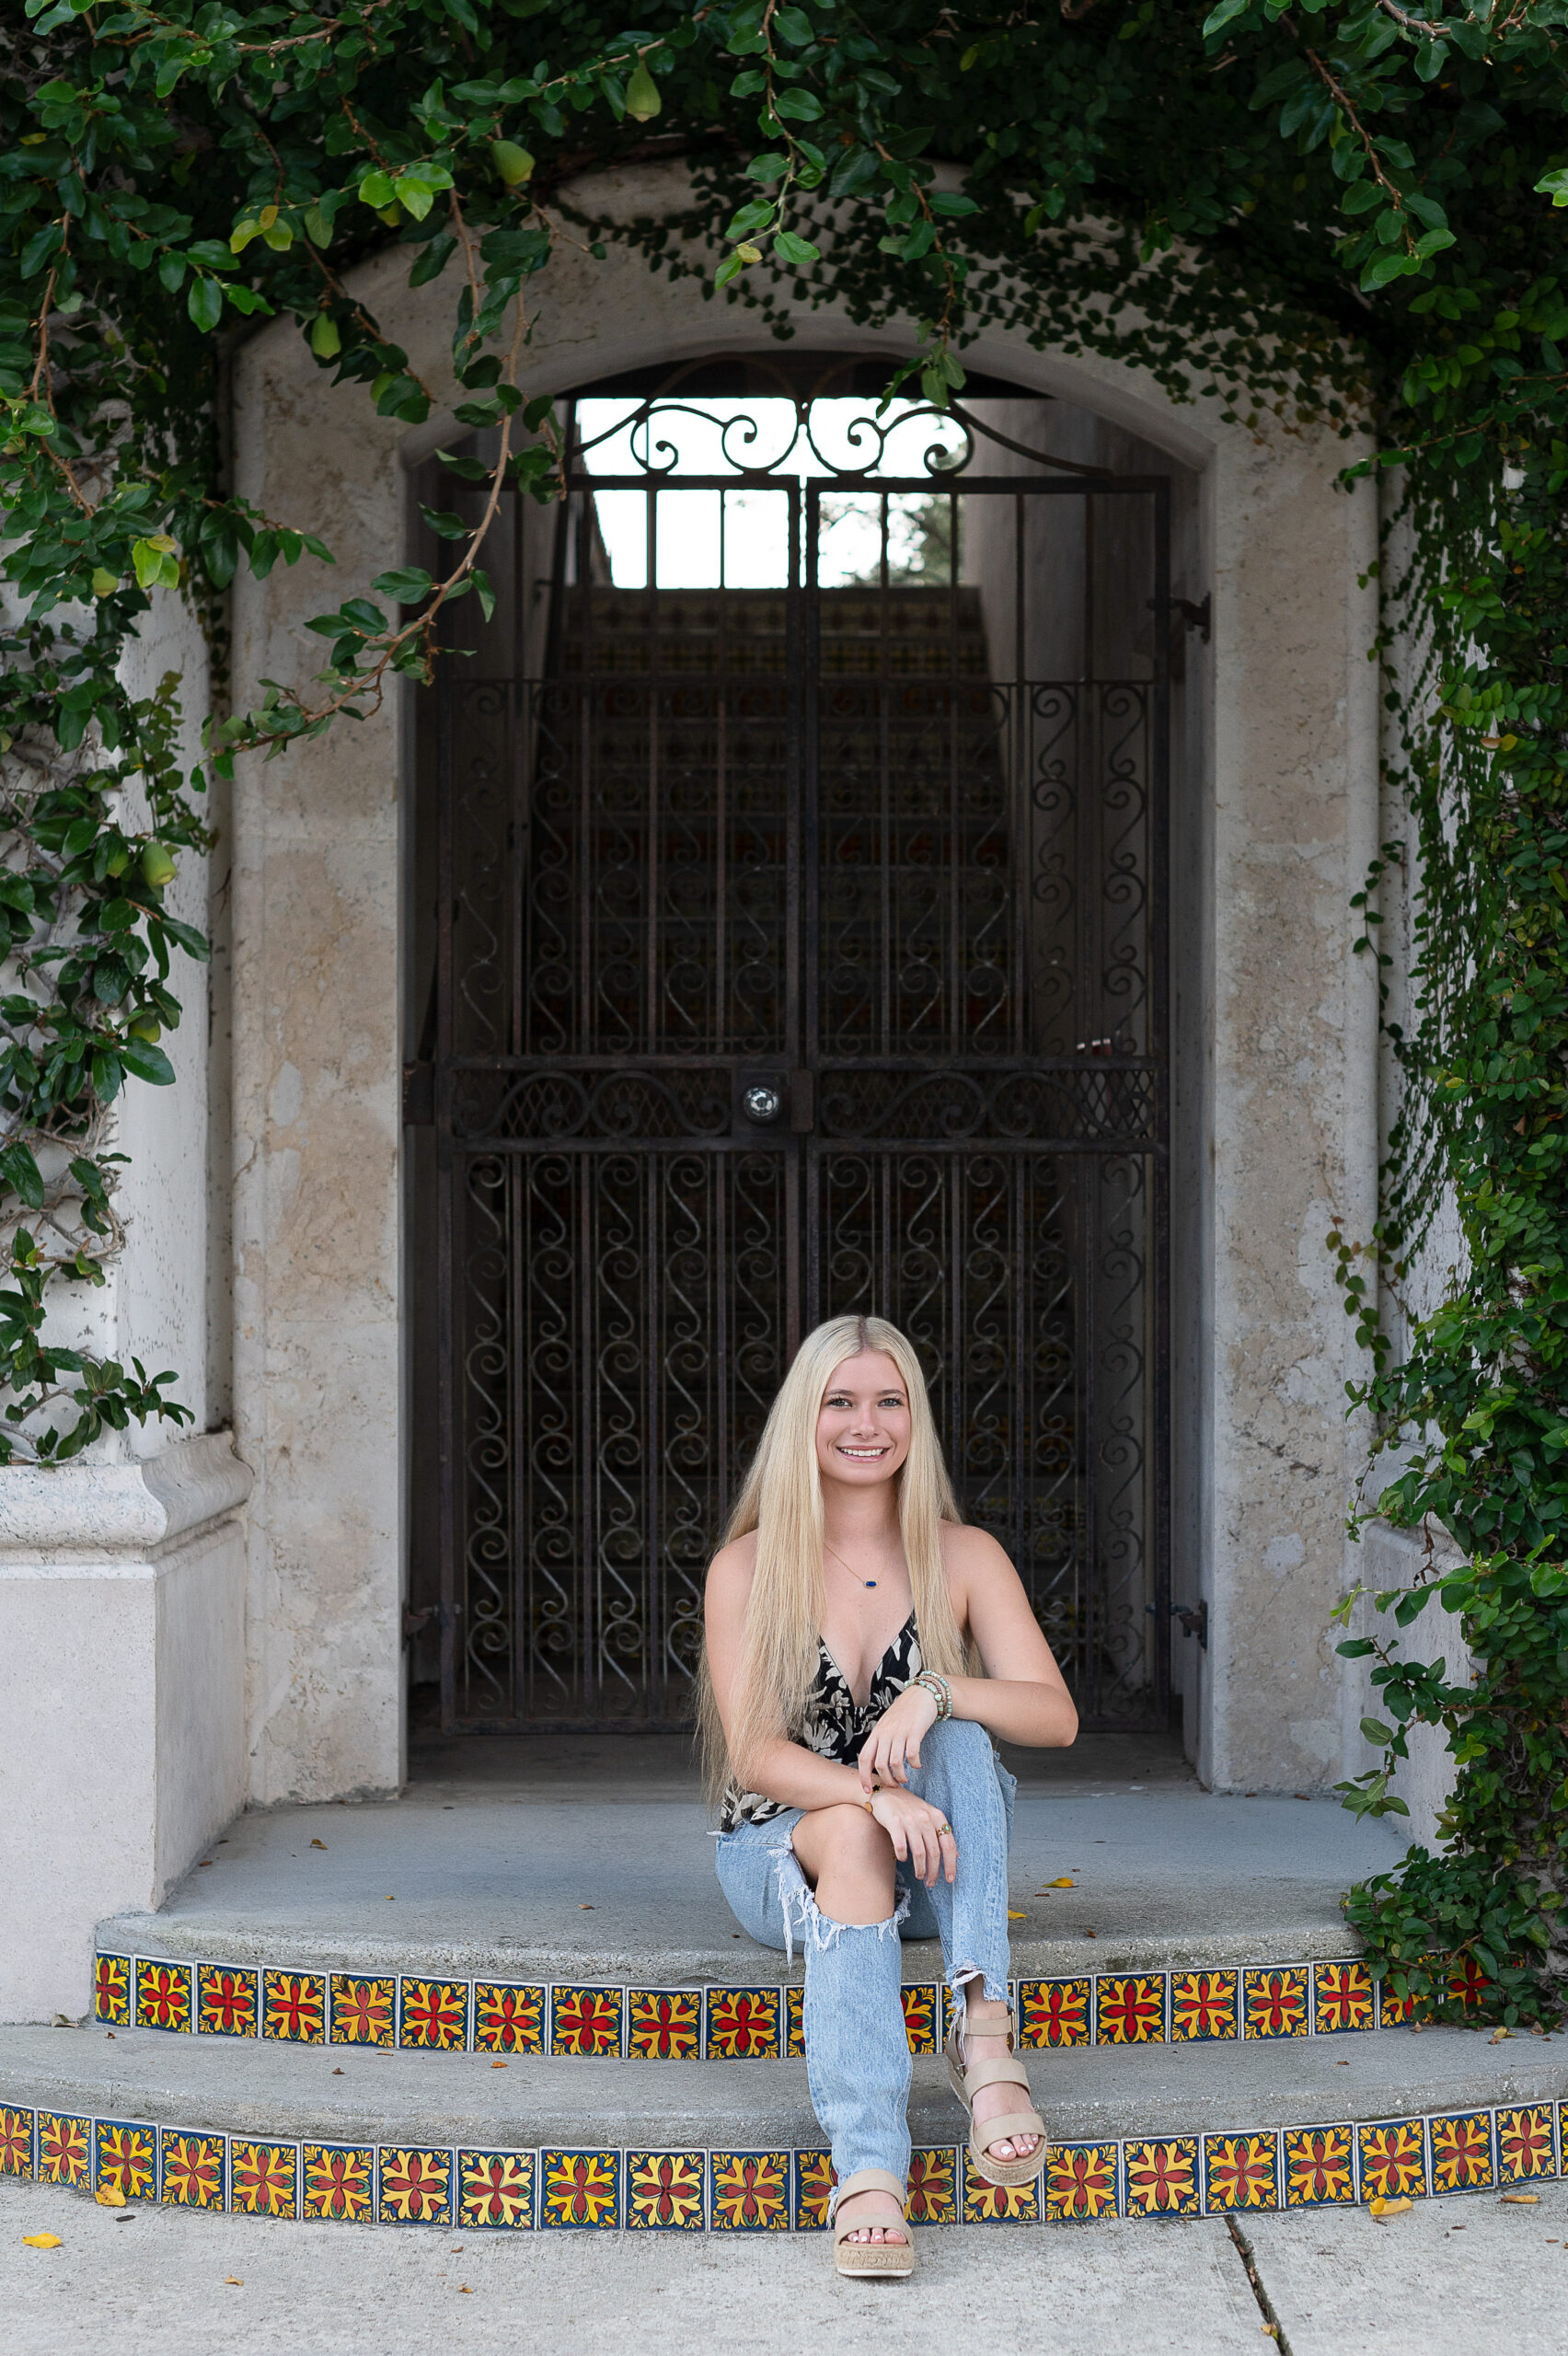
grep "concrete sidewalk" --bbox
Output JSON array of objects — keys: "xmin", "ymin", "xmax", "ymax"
[{"xmin": 6, "ymin": 2177, "xmax": 1564, "ymax": 2356}]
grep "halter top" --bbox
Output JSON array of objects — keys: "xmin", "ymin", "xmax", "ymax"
[{"xmin": 719, "ymin": 1609, "xmax": 923, "ymax": 1831}]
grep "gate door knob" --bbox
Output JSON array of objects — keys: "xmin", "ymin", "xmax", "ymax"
[{"xmin": 743, "ymin": 1083, "xmax": 783, "ymax": 1124}]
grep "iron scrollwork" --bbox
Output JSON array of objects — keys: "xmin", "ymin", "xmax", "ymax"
[{"xmin": 430, "ymin": 370, "xmax": 1171, "ymax": 1729}]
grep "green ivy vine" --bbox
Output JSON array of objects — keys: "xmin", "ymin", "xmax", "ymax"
[{"xmin": 1, "ymin": 0, "xmax": 1564, "ymax": 2011}]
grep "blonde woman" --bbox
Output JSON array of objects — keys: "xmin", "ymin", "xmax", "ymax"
[{"xmin": 703, "ymin": 1314, "xmax": 1078, "ymax": 2278}]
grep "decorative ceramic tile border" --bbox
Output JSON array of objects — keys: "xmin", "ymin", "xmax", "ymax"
[
  {"xmin": 0, "ymin": 2099, "xmax": 1561, "ymax": 2225},
  {"xmin": 97, "ymin": 1952, "xmax": 1465, "ymax": 2057}
]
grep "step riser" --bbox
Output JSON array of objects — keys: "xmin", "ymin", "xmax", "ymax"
[
  {"xmin": 3, "ymin": 2103, "xmax": 1563, "ymax": 2231},
  {"xmin": 95, "ymin": 1950, "xmax": 1445, "ymax": 2062}
]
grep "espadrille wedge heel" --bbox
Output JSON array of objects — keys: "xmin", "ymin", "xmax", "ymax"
[{"xmin": 831, "ymin": 2169, "xmax": 917, "ymax": 2279}]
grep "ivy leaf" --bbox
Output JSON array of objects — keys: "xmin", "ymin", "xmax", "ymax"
[
  {"xmin": 119, "ymin": 1034, "xmax": 176, "ymax": 1087},
  {"xmin": 774, "ymin": 88, "xmax": 824, "ymax": 121},
  {"xmin": 1360, "ymin": 1716, "xmax": 1395, "ymax": 1746},
  {"xmin": 372, "ymin": 567, "xmax": 434, "ymax": 605},
  {"xmin": 1536, "ymin": 167, "xmax": 1568, "ymax": 210},
  {"xmin": 1362, "ymin": 248, "xmax": 1415, "ymax": 291},
  {"xmin": 744, "ymin": 152, "xmax": 790, "ymax": 184},
  {"xmin": 187, "ymin": 275, "xmax": 223, "ymax": 332},
  {"xmin": 773, "ymin": 228, "xmax": 820, "ymax": 266},
  {"xmin": 829, "ymin": 147, "xmax": 879, "ymax": 199},
  {"xmin": 19, "ymin": 223, "xmax": 64, "ymax": 281},
  {"xmin": 0, "ymin": 1143, "xmax": 44, "ymax": 1212}
]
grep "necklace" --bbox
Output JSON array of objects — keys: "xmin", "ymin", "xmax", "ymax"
[{"xmin": 824, "ymin": 1539, "xmax": 890, "ymax": 1590}]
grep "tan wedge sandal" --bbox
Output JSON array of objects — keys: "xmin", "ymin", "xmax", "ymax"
[
  {"xmin": 831, "ymin": 2168, "xmax": 917, "ymax": 2279},
  {"xmin": 945, "ymin": 1995, "xmax": 1047, "ymax": 2189}
]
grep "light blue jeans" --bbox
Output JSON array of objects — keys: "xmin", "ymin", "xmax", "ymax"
[{"xmin": 713, "ymin": 1716, "xmax": 1018, "ymax": 2199}]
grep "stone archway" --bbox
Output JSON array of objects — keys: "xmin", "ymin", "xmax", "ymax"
[{"xmin": 230, "ymin": 160, "xmax": 1379, "ymax": 1805}]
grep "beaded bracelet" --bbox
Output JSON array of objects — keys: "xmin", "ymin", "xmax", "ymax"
[{"xmin": 915, "ymin": 1669, "xmax": 952, "ymax": 1720}]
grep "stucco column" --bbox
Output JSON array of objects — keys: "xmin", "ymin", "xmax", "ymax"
[
  {"xmin": 0, "ymin": 1434, "xmax": 251, "ymax": 2020},
  {"xmin": 229, "ymin": 357, "xmax": 410, "ymax": 1804},
  {"xmin": 1202, "ymin": 439, "xmax": 1381, "ymax": 1790}
]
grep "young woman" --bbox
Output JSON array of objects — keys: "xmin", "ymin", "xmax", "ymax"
[{"xmin": 702, "ymin": 1314, "xmax": 1078, "ymax": 2278}]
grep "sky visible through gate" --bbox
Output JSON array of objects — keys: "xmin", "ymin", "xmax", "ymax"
[{"xmin": 575, "ymin": 396, "xmax": 969, "ymax": 589}]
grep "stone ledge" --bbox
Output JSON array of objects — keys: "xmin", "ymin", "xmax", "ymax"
[
  {"xmin": 0, "ymin": 1432, "xmax": 253, "ymax": 1561},
  {"xmin": 0, "ymin": 2022, "xmax": 1562, "ymax": 2226}
]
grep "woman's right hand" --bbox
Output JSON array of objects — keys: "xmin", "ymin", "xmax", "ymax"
[{"xmin": 867, "ymin": 1786, "xmax": 957, "ymax": 1887}]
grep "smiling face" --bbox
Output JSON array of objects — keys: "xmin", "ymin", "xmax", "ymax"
[{"xmin": 814, "ymin": 1350, "xmax": 912, "ymax": 1491}]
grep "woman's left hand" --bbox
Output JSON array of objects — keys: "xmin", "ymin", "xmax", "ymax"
[{"xmin": 858, "ymin": 1681, "xmax": 940, "ymax": 1793}]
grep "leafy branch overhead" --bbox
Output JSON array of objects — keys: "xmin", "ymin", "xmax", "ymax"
[{"xmin": 2, "ymin": 0, "xmax": 1566, "ymax": 2008}]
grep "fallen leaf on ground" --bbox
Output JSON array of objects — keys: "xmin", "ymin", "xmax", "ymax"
[
  {"xmin": 1007, "ymin": 1909, "xmax": 1026, "ymax": 1920},
  {"xmin": 22, "ymin": 2234, "xmax": 62, "ymax": 2248},
  {"xmin": 95, "ymin": 2187, "xmax": 125, "ymax": 2209},
  {"xmin": 331, "ymin": 2067, "xmax": 343, "ymax": 2075},
  {"xmin": 490, "ymin": 2060, "xmax": 507, "ymax": 2070},
  {"xmin": 310, "ymin": 1839, "xmax": 327, "ymax": 1850},
  {"xmin": 1489, "ymin": 2026, "xmax": 1512, "ymax": 2043},
  {"xmin": 579, "ymin": 1903, "xmax": 594, "ymax": 1910},
  {"xmin": 1501, "ymin": 2192, "xmax": 1539, "ymax": 2205},
  {"xmin": 1368, "ymin": 2196, "xmax": 1412, "ymax": 2220},
  {"xmin": 1040, "ymin": 1877, "xmax": 1075, "ymax": 1889},
  {"xmin": 225, "ymin": 2276, "xmax": 243, "ymax": 2285},
  {"xmin": 458, "ymin": 2286, "xmax": 473, "ymax": 2293}
]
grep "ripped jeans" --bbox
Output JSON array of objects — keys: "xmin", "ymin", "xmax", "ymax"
[{"xmin": 713, "ymin": 1716, "xmax": 1018, "ymax": 2197}]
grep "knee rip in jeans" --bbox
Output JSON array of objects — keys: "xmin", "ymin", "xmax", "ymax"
[{"xmin": 768, "ymin": 1833, "xmax": 912, "ymax": 1968}]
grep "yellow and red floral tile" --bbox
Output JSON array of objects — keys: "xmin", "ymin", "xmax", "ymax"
[
  {"xmin": 0, "ymin": 2104, "xmax": 1555, "ymax": 2227},
  {"xmin": 96, "ymin": 1949, "xmax": 1459, "ymax": 2060}
]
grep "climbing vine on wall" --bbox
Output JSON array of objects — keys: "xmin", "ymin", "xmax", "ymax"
[{"xmin": 1, "ymin": 0, "xmax": 1564, "ymax": 2008}]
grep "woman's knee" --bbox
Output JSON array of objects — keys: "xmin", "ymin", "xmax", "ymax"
[{"xmin": 797, "ymin": 1803, "xmax": 896, "ymax": 1881}]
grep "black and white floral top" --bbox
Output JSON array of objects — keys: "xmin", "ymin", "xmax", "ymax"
[{"xmin": 720, "ymin": 1610, "xmax": 922, "ymax": 1831}]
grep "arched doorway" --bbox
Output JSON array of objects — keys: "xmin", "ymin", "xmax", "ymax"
[{"xmin": 406, "ymin": 353, "xmax": 1174, "ymax": 1737}]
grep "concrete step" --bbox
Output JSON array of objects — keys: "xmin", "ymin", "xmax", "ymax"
[
  {"xmin": 7, "ymin": 2019, "xmax": 1567, "ymax": 2151},
  {"xmin": 0, "ymin": 2018, "xmax": 1562, "ymax": 2230},
  {"xmin": 95, "ymin": 1773, "xmax": 1411, "ymax": 1994}
]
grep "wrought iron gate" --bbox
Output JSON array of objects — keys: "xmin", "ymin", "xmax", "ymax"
[{"xmin": 421, "ymin": 377, "xmax": 1170, "ymax": 1733}]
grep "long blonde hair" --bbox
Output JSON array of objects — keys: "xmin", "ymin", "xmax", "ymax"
[{"xmin": 698, "ymin": 1314, "xmax": 969, "ymax": 1802}]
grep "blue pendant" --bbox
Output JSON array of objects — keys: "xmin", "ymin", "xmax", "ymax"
[{"xmin": 865, "ymin": 1579, "xmax": 877, "ymax": 1588}]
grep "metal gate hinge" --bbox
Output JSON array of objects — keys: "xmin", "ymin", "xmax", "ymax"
[
  {"xmin": 402, "ymin": 1061, "xmax": 434, "ymax": 1127},
  {"xmin": 1148, "ymin": 593, "xmax": 1211, "ymax": 644},
  {"xmin": 1171, "ymin": 1600, "xmax": 1208, "ymax": 1649}
]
